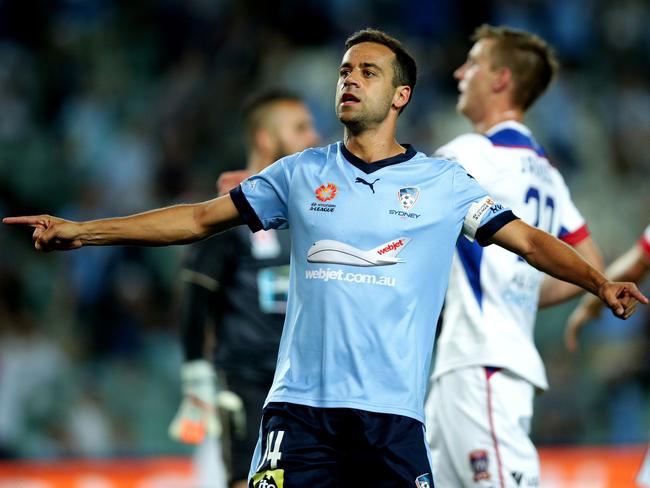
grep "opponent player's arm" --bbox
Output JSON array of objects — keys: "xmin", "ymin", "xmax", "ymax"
[
  {"xmin": 538, "ymin": 236, "xmax": 605, "ymax": 307},
  {"xmin": 3, "ymin": 194, "xmax": 243, "ymax": 251},
  {"xmin": 565, "ymin": 243, "xmax": 650, "ymax": 351},
  {"xmin": 169, "ymin": 273, "xmax": 221, "ymax": 444},
  {"xmin": 180, "ymin": 273, "xmax": 218, "ymax": 360},
  {"xmin": 170, "ymin": 207, "xmax": 237, "ymax": 444},
  {"xmin": 487, "ymin": 219, "xmax": 648, "ymax": 318}
]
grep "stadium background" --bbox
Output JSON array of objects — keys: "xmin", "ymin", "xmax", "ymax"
[{"xmin": 0, "ymin": 0, "xmax": 648, "ymax": 486}]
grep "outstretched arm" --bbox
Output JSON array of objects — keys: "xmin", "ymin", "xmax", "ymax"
[
  {"xmin": 538, "ymin": 236, "xmax": 605, "ymax": 307},
  {"xmin": 487, "ymin": 219, "xmax": 648, "ymax": 319},
  {"xmin": 3, "ymin": 193, "xmax": 243, "ymax": 251},
  {"xmin": 565, "ymin": 243, "xmax": 650, "ymax": 351}
]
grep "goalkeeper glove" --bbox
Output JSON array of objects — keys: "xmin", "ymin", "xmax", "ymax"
[
  {"xmin": 168, "ymin": 359, "xmax": 221, "ymax": 444},
  {"xmin": 217, "ymin": 389, "xmax": 246, "ymax": 440}
]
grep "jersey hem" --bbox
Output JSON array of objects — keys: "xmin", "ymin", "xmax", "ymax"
[
  {"xmin": 264, "ymin": 394, "xmax": 424, "ymax": 423},
  {"xmin": 433, "ymin": 362, "xmax": 548, "ymax": 391}
]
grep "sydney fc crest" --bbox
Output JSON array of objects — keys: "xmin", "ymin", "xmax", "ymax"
[{"xmin": 398, "ymin": 187, "xmax": 419, "ymax": 210}]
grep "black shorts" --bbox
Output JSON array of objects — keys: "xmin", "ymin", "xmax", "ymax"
[{"xmin": 249, "ymin": 402, "xmax": 434, "ymax": 488}]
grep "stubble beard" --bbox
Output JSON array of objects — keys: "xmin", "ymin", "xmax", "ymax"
[{"xmin": 338, "ymin": 98, "xmax": 392, "ymax": 135}]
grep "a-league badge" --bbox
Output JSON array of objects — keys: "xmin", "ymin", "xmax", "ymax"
[
  {"xmin": 398, "ymin": 187, "xmax": 419, "ymax": 210},
  {"xmin": 469, "ymin": 449, "xmax": 491, "ymax": 481}
]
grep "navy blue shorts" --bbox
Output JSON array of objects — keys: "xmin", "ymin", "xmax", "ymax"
[{"xmin": 249, "ymin": 402, "xmax": 434, "ymax": 488}]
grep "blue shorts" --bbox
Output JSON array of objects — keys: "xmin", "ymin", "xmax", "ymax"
[{"xmin": 249, "ymin": 402, "xmax": 434, "ymax": 488}]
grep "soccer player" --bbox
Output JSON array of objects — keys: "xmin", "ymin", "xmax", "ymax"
[
  {"xmin": 423, "ymin": 25, "xmax": 611, "ymax": 487},
  {"xmin": 167, "ymin": 90, "xmax": 319, "ymax": 488},
  {"xmin": 4, "ymin": 29, "xmax": 646, "ymax": 487}
]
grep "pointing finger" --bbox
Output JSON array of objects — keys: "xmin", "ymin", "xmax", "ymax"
[
  {"xmin": 630, "ymin": 288, "xmax": 649, "ymax": 305},
  {"xmin": 3, "ymin": 216, "xmax": 47, "ymax": 227}
]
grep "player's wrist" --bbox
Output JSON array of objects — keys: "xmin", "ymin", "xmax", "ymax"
[
  {"xmin": 71, "ymin": 221, "xmax": 91, "ymax": 246},
  {"xmin": 77, "ymin": 220, "xmax": 108, "ymax": 246},
  {"xmin": 593, "ymin": 274, "xmax": 609, "ymax": 300}
]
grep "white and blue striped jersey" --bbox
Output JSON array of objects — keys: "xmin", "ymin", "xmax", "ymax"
[
  {"xmin": 230, "ymin": 141, "xmax": 516, "ymax": 422},
  {"xmin": 432, "ymin": 121, "xmax": 590, "ymax": 390}
]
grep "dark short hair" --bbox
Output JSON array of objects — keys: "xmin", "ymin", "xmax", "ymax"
[
  {"xmin": 241, "ymin": 89, "xmax": 303, "ymax": 141},
  {"xmin": 344, "ymin": 28, "xmax": 417, "ymax": 113},
  {"xmin": 472, "ymin": 24, "xmax": 558, "ymax": 110}
]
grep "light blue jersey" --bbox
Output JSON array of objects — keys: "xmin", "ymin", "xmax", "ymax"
[{"xmin": 231, "ymin": 142, "xmax": 515, "ymax": 422}]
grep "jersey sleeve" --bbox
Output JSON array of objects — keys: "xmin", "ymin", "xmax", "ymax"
[
  {"xmin": 435, "ymin": 134, "xmax": 493, "ymax": 182},
  {"xmin": 553, "ymin": 170, "xmax": 590, "ymax": 246},
  {"xmin": 452, "ymin": 164, "xmax": 518, "ymax": 246},
  {"xmin": 639, "ymin": 225, "xmax": 650, "ymax": 261},
  {"xmin": 229, "ymin": 154, "xmax": 297, "ymax": 232}
]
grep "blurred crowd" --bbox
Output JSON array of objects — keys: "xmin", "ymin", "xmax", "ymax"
[{"xmin": 1, "ymin": 0, "xmax": 649, "ymax": 459}]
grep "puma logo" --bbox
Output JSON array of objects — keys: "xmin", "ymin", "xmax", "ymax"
[{"xmin": 355, "ymin": 177, "xmax": 380, "ymax": 194}]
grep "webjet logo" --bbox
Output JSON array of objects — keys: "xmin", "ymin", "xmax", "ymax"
[
  {"xmin": 307, "ymin": 237, "xmax": 411, "ymax": 267},
  {"xmin": 376, "ymin": 238, "xmax": 406, "ymax": 256}
]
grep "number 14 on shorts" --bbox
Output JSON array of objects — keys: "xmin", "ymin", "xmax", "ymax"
[
  {"xmin": 252, "ymin": 431, "xmax": 286, "ymax": 488},
  {"xmin": 259, "ymin": 430, "xmax": 285, "ymax": 470}
]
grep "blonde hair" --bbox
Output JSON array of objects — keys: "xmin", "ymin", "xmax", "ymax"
[{"xmin": 472, "ymin": 24, "xmax": 559, "ymax": 110}]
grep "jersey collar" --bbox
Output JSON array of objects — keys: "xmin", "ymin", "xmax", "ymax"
[
  {"xmin": 340, "ymin": 142, "xmax": 417, "ymax": 174},
  {"xmin": 485, "ymin": 120, "xmax": 531, "ymax": 137},
  {"xmin": 484, "ymin": 120, "xmax": 546, "ymax": 157}
]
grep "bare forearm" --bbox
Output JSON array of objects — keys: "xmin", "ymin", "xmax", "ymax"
[
  {"xmin": 79, "ymin": 202, "xmax": 231, "ymax": 246},
  {"xmin": 523, "ymin": 230, "xmax": 607, "ymax": 296},
  {"xmin": 538, "ymin": 280, "xmax": 583, "ymax": 307},
  {"xmin": 604, "ymin": 246, "xmax": 650, "ymax": 283},
  {"xmin": 538, "ymin": 237, "xmax": 604, "ymax": 307},
  {"xmin": 492, "ymin": 221, "xmax": 607, "ymax": 297},
  {"xmin": 3, "ymin": 194, "xmax": 244, "ymax": 251}
]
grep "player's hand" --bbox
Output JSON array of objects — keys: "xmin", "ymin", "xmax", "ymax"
[
  {"xmin": 565, "ymin": 299, "xmax": 601, "ymax": 352},
  {"xmin": 216, "ymin": 170, "xmax": 251, "ymax": 196},
  {"xmin": 168, "ymin": 359, "xmax": 221, "ymax": 444},
  {"xmin": 3, "ymin": 215, "xmax": 83, "ymax": 252},
  {"xmin": 597, "ymin": 281, "xmax": 648, "ymax": 319}
]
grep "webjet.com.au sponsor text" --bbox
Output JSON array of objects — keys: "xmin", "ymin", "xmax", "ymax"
[{"xmin": 305, "ymin": 267, "xmax": 396, "ymax": 287}]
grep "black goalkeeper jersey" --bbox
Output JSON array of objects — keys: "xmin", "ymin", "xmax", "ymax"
[{"xmin": 181, "ymin": 226, "xmax": 290, "ymax": 383}]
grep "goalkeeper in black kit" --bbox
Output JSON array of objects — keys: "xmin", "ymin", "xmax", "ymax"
[{"xmin": 168, "ymin": 90, "xmax": 319, "ymax": 488}]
